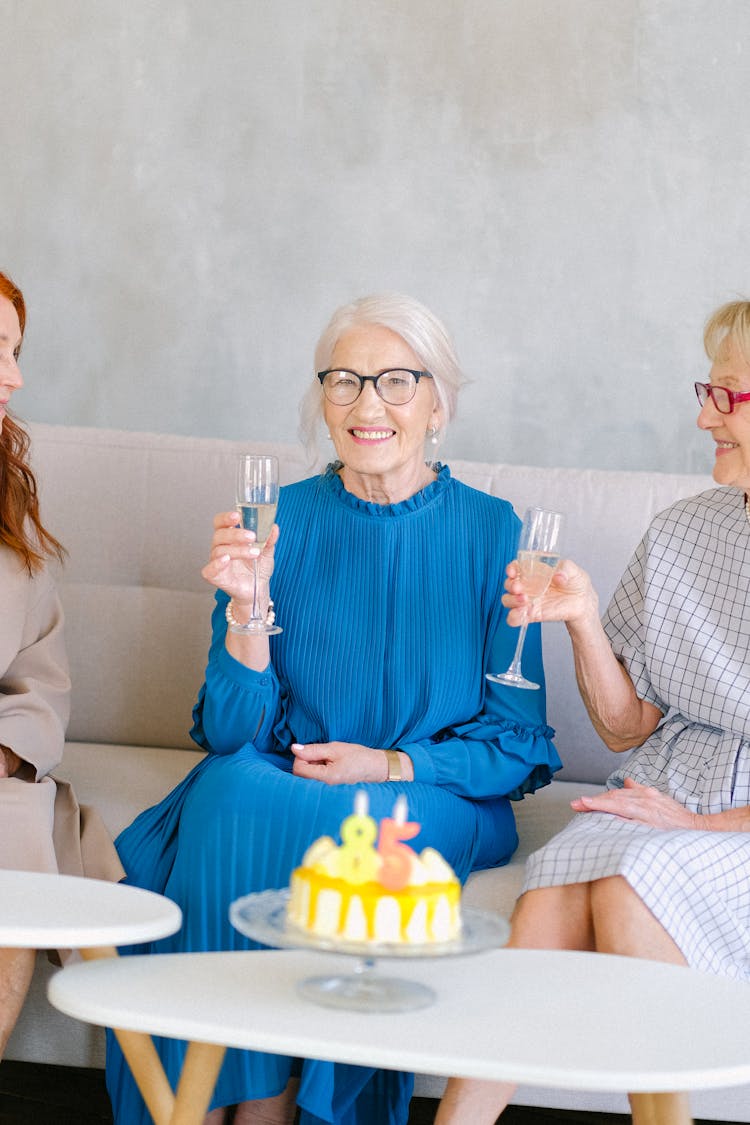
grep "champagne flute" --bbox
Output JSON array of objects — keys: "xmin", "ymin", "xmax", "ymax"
[
  {"xmin": 230, "ymin": 453, "xmax": 282, "ymax": 635},
  {"xmin": 486, "ymin": 507, "xmax": 563, "ymax": 690}
]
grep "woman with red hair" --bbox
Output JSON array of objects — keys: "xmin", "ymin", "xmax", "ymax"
[{"xmin": 0, "ymin": 270, "xmax": 122, "ymax": 1057}]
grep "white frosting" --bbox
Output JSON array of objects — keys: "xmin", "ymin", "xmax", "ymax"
[
  {"xmin": 343, "ymin": 896, "xmax": 368, "ymax": 941},
  {"xmin": 417, "ymin": 847, "xmax": 455, "ymax": 884},
  {"xmin": 374, "ymin": 897, "xmax": 401, "ymax": 942},
  {"xmin": 430, "ymin": 898, "xmax": 453, "ymax": 942},
  {"xmin": 312, "ymin": 888, "xmax": 342, "ymax": 936},
  {"xmin": 302, "ymin": 836, "xmax": 339, "ymax": 872},
  {"xmin": 405, "ymin": 899, "xmax": 429, "ymax": 942}
]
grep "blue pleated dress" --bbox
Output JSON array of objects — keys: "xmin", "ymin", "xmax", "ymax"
[{"xmin": 106, "ymin": 464, "xmax": 560, "ymax": 1125}]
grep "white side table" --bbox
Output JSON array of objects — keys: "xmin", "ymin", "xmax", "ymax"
[
  {"xmin": 0, "ymin": 869, "xmax": 181, "ymax": 949},
  {"xmin": 0, "ymin": 869, "xmax": 182, "ymax": 1123},
  {"xmin": 48, "ymin": 946, "xmax": 750, "ymax": 1125}
]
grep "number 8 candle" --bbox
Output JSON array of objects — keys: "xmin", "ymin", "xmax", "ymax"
[{"xmin": 338, "ymin": 791, "xmax": 380, "ymax": 884}]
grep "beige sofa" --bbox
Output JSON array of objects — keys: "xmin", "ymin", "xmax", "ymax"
[{"xmin": 7, "ymin": 422, "xmax": 748, "ymax": 1121}]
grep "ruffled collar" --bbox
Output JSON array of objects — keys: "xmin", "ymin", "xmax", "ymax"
[{"xmin": 322, "ymin": 461, "xmax": 451, "ymax": 517}]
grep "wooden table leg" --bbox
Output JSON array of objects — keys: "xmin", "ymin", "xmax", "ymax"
[
  {"xmin": 80, "ymin": 947, "xmax": 176, "ymax": 1125},
  {"xmin": 170, "ymin": 1040, "xmax": 227, "ymax": 1125},
  {"xmin": 109, "ymin": 1026, "xmax": 177, "ymax": 1125},
  {"xmin": 630, "ymin": 1091, "xmax": 693, "ymax": 1125}
]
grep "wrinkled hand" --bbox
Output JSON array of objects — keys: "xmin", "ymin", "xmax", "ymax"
[
  {"xmin": 291, "ymin": 741, "xmax": 388, "ymax": 785},
  {"xmin": 201, "ymin": 510, "xmax": 279, "ymax": 607},
  {"xmin": 571, "ymin": 777, "xmax": 702, "ymax": 829},
  {"xmin": 503, "ymin": 558, "xmax": 598, "ymax": 628}
]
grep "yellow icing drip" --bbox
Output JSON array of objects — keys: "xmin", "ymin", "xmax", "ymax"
[{"xmin": 288, "ymin": 867, "xmax": 462, "ymax": 943}]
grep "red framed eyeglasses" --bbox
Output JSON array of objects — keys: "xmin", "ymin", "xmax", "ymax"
[{"xmin": 694, "ymin": 381, "xmax": 750, "ymax": 415}]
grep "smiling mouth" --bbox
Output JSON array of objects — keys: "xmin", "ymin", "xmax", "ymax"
[
  {"xmin": 349, "ymin": 429, "xmax": 394, "ymax": 441},
  {"xmin": 716, "ymin": 440, "xmax": 738, "ymax": 450}
]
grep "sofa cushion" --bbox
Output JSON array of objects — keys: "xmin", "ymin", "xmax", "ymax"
[
  {"xmin": 463, "ymin": 781, "xmax": 601, "ymax": 915},
  {"xmin": 60, "ymin": 586, "xmax": 213, "ymax": 749},
  {"xmin": 55, "ymin": 742, "xmax": 206, "ymax": 839}
]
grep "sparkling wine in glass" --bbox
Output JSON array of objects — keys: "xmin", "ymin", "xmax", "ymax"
[
  {"xmin": 486, "ymin": 507, "xmax": 563, "ymax": 690},
  {"xmin": 231, "ymin": 453, "xmax": 282, "ymax": 635}
]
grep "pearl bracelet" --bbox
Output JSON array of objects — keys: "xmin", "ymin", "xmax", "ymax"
[{"xmin": 225, "ymin": 598, "xmax": 275, "ymax": 630}]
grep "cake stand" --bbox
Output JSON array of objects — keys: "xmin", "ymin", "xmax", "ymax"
[{"xmin": 230, "ymin": 888, "xmax": 510, "ymax": 1012}]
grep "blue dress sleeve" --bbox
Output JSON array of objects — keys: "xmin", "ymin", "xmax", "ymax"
[
  {"xmin": 400, "ymin": 612, "xmax": 561, "ymax": 801},
  {"xmin": 190, "ymin": 592, "xmax": 281, "ymax": 756}
]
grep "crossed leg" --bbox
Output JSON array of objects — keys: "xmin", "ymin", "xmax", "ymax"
[{"xmin": 434, "ymin": 877, "xmax": 687, "ymax": 1124}]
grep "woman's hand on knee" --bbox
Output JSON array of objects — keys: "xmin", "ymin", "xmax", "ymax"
[
  {"xmin": 572, "ymin": 777, "xmax": 702, "ymax": 830},
  {"xmin": 290, "ymin": 741, "xmax": 391, "ymax": 785}
]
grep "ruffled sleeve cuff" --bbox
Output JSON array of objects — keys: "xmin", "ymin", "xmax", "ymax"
[
  {"xmin": 398, "ymin": 718, "xmax": 561, "ymax": 801},
  {"xmin": 494, "ymin": 718, "xmax": 562, "ymax": 800}
]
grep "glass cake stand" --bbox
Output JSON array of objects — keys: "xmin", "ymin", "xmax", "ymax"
[{"xmin": 230, "ymin": 888, "xmax": 510, "ymax": 1012}]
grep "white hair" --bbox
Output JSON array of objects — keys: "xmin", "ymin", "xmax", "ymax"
[
  {"xmin": 704, "ymin": 299, "xmax": 750, "ymax": 365},
  {"xmin": 299, "ymin": 293, "xmax": 466, "ymax": 463}
]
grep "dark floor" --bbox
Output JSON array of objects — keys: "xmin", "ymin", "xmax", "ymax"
[
  {"xmin": 0, "ymin": 1061, "xmax": 735, "ymax": 1124},
  {"xmin": 0, "ymin": 1061, "xmax": 112, "ymax": 1124},
  {"xmin": 0, "ymin": 1062, "xmax": 628, "ymax": 1123}
]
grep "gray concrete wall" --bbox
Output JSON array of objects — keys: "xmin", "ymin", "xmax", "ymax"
[{"xmin": 2, "ymin": 0, "xmax": 748, "ymax": 473}]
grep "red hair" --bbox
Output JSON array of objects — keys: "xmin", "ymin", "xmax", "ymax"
[{"xmin": 0, "ymin": 271, "xmax": 65, "ymax": 572}]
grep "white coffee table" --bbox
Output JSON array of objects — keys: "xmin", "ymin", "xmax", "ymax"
[
  {"xmin": 48, "ymin": 946, "xmax": 750, "ymax": 1125},
  {"xmin": 0, "ymin": 869, "xmax": 182, "ymax": 1124}
]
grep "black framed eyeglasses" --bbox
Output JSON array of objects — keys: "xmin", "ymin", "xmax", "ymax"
[
  {"xmin": 694, "ymin": 381, "xmax": 750, "ymax": 415},
  {"xmin": 317, "ymin": 368, "xmax": 433, "ymax": 406}
]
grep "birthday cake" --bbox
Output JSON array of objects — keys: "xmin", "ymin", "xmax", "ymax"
[{"xmin": 286, "ymin": 793, "xmax": 462, "ymax": 945}]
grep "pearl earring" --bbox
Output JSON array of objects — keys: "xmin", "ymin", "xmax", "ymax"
[{"xmin": 429, "ymin": 427, "xmax": 439, "ymax": 446}]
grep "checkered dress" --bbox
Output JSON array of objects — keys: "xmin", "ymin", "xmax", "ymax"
[{"xmin": 523, "ymin": 487, "xmax": 750, "ymax": 979}]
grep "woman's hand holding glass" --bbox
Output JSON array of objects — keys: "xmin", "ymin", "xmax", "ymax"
[
  {"xmin": 487, "ymin": 507, "xmax": 564, "ymax": 690},
  {"xmin": 502, "ymin": 556, "xmax": 599, "ymax": 631},
  {"xmin": 201, "ymin": 509, "xmax": 280, "ymax": 634}
]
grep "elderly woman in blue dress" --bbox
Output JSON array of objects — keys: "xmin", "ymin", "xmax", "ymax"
[
  {"xmin": 105, "ymin": 293, "xmax": 560, "ymax": 1125},
  {"xmin": 437, "ymin": 300, "xmax": 750, "ymax": 1124}
]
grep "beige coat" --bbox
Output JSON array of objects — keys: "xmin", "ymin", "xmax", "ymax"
[{"xmin": 0, "ymin": 546, "xmax": 124, "ymax": 886}]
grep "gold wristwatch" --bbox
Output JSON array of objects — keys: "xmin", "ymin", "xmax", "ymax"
[{"xmin": 384, "ymin": 748, "xmax": 402, "ymax": 781}]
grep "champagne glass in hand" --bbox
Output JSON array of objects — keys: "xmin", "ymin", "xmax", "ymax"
[
  {"xmin": 231, "ymin": 453, "xmax": 282, "ymax": 635},
  {"xmin": 486, "ymin": 506, "xmax": 563, "ymax": 690}
]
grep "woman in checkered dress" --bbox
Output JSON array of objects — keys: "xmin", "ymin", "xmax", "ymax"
[{"xmin": 437, "ymin": 301, "xmax": 750, "ymax": 1124}]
